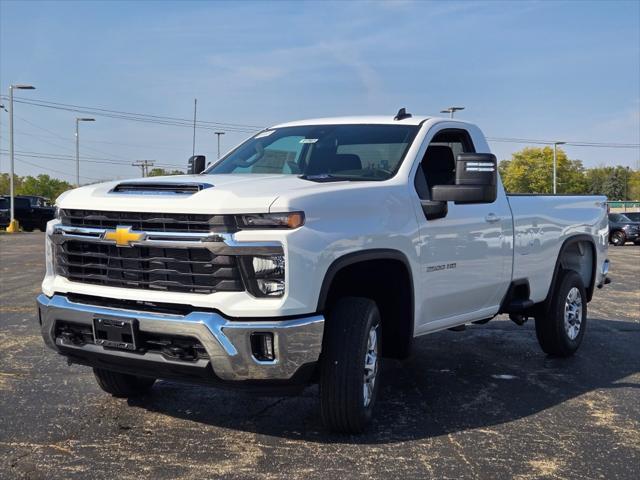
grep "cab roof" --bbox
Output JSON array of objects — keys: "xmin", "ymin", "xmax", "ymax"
[{"xmin": 272, "ymin": 115, "xmax": 433, "ymax": 128}]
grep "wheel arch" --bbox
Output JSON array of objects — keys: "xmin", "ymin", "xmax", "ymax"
[
  {"xmin": 317, "ymin": 249, "xmax": 415, "ymax": 359},
  {"xmin": 541, "ymin": 235, "xmax": 598, "ymax": 310}
]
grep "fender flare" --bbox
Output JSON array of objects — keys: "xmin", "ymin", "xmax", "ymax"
[
  {"xmin": 540, "ymin": 234, "xmax": 598, "ymax": 310},
  {"xmin": 316, "ymin": 248, "xmax": 415, "ymax": 319}
]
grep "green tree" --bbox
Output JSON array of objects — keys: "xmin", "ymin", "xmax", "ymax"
[
  {"xmin": 148, "ymin": 168, "xmax": 184, "ymax": 177},
  {"xmin": 500, "ymin": 147, "xmax": 587, "ymax": 194},
  {"xmin": 0, "ymin": 173, "xmax": 23, "ymax": 196},
  {"xmin": 585, "ymin": 166, "xmax": 636, "ymax": 200},
  {"xmin": 17, "ymin": 175, "xmax": 73, "ymax": 202}
]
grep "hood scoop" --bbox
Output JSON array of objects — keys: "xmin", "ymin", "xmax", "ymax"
[{"xmin": 111, "ymin": 182, "xmax": 213, "ymax": 195}]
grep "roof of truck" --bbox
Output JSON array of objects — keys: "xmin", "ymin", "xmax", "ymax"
[{"xmin": 272, "ymin": 115, "xmax": 435, "ymax": 128}]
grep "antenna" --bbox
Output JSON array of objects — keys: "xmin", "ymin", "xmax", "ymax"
[{"xmin": 394, "ymin": 108, "xmax": 412, "ymax": 121}]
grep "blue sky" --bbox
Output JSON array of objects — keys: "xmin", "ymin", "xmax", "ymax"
[{"xmin": 1, "ymin": 0, "xmax": 639, "ymax": 183}]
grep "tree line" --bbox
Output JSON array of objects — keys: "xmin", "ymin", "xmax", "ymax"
[
  {"xmin": 1, "ymin": 148, "xmax": 638, "ymax": 201},
  {"xmin": 499, "ymin": 147, "xmax": 639, "ymax": 199}
]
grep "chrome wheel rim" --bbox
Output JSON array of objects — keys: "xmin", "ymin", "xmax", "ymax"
[
  {"xmin": 363, "ymin": 324, "xmax": 379, "ymax": 407},
  {"xmin": 564, "ymin": 287, "xmax": 583, "ymax": 340}
]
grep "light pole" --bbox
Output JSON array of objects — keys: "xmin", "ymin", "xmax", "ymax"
[
  {"xmin": 75, "ymin": 117, "xmax": 95, "ymax": 187},
  {"xmin": 214, "ymin": 131, "xmax": 225, "ymax": 159},
  {"xmin": 8, "ymin": 84, "xmax": 36, "ymax": 233},
  {"xmin": 440, "ymin": 106, "xmax": 465, "ymax": 118},
  {"xmin": 552, "ymin": 141, "xmax": 565, "ymax": 195}
]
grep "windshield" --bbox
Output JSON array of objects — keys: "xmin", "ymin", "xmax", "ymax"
[
  {"xmin": 610, "ymin": 213, "xmax": 631, "ymax": 222},
  {"xmin": 205, "ymin": 124, "xmax": 419, "ymax": 181}
]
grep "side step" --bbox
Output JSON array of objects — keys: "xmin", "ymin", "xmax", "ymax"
[{"xmin": 506, "ymin": 298, "xmax": 534, "ymax": 312}]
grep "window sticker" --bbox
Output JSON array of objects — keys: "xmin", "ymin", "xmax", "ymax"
[
  {"xmin": 255, "ymin": 130, "xmax": 275, "ymax": 139},
  {"xmin": 300, "ymin": 138, "xmax": 318, "ymax": 144}
]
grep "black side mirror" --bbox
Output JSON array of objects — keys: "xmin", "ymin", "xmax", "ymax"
[
  {"xmin": 431, "ymin": 153, "xmax": 497, "ymax": 204},
  {"xmin": 188, "ymin": 155, "xmax": 206, "ymax": 174}
]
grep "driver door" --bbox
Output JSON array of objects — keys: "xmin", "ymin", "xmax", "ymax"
[{"xmin": 412, "ymin": 125, "xmax": 512, "ymax": 333}]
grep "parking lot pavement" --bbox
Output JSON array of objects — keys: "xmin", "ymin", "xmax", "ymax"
[{"xmin": 0, "ymin": 233, "xmax": 638, "ymax": 480}]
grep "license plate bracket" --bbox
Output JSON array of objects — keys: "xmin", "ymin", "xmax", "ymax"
[{"xmin": 93, "ymin": 317, "xmax": 138, "ymax": 351}]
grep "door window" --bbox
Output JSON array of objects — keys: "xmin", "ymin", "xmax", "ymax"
[{"xmin": 414, "ymin": 129, "xmax": 475, "ymax": 200}]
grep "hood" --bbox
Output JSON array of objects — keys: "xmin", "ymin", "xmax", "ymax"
[{"xmin": 56, "ymin": 174, "xmax": 351, "ymax": 214}]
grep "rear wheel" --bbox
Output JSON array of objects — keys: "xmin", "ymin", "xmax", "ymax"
[
  {"xmin": 320, "ymin": 297, "xmax": 381, "ymax": 433},
  {"xmin": 93, "ymin": 368, "xmax": 155, "ymax": 397},
  {"xmin": 535, "ymin": 270, "xmax": 587, "ymax": 357},
  {"xmin": 22, "ymin": 225, "xmax": 34, "ymax": 232},
  {"xmin": 610, "ymin": 230, "xmax": 626, "ymax": 246}
]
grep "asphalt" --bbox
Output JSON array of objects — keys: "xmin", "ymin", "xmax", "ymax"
[{"xmin": 0, "ymin": 233, "xmax": 638, "ymax": 480}]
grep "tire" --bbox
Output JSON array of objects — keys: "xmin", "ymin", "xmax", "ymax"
[
  {"xmin": 320, "ymin": 297, "xmax": 381, "ymax": 434},
  {"xmin": 535, "ymin": 270, "xmax": 587, "ymax": 357},
  {"xmin": 22, "ymin": 226, "xmax": 34, "ymax": 232},
  {"xmin": 610, "ymin": 230, "xmax": 626, "ymax": 246},
  {"xmin": 93, "ymin": 368, "xmax": 155, "ymax": 397}
]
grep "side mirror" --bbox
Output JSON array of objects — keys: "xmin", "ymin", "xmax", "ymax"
[
  {"xmin": 431, "ymin": 153, "xmax": 497, "ymax": 204},
  {"xmin": 187, "ymin": 155, "xmax": 206, "ymax": 174}
]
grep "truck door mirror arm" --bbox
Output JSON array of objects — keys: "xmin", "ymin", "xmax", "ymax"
[{"xmin": 420, "ymin": 200, "xmax": 448, "ymax": 220}]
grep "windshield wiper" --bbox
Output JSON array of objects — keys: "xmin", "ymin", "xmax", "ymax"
[{"xmin": 299, "ymin": 173, "xmax": 381, "ymax": 183}]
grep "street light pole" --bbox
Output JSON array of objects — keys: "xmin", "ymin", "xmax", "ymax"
[
  {"xmin": 75, "ymin": 118, "xmax": 95, "ymax": 187},
  {"xmin": 440, "ymin": 106, "xmax": 465, "ymax": 118},
  {"xmin": 214, "ymin": 131, "xmax": 225, "ymax": 159},
  {"xmin": 552, "ymin": 141, "xmax": 565, "ymax": 195},
  {"xmin": 8, "ymin": 84, "xmax": 36, "ymax": 233}
]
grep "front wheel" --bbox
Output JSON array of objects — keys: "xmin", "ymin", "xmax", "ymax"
[
  {"xmin": 535, "ymin": 270, "xmax": 587, "ymax": 357},
  {"xmin": 93, "ymin": 368, "xmax": 155, "ymax": 397},
  {"xmin": 610, "ymin": 231, "xmax": 626, "ymax": 246},
  {"xmin": 320, "ymin": 297, "xmax": 381, "ymax": 433}
]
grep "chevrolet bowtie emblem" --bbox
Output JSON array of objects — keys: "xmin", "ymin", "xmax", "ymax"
[{"xmin": 103, "ymin": 226, "xmax": 145, "ymax": 247}]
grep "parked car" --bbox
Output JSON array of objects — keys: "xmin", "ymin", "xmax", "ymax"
[
  {"xmin": 0, "ymin": 197, "xmax": 9, "ymax": 229},
  {"xmin": 623, "ymin": 211, "xmax": 640, "ymax": 223},
  {"xmin": 37, "ymin": 112, "xmax": 610, "ymax": 433},
  {"xmin": 608, "ymin": 213, "xmax": 640, "ymax": 246},
  {"xmin": 0, "ymin": 195, "xmax": 56, "ymax": 231}
]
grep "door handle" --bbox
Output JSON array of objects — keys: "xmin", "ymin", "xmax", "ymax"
[{"xmin": 485, "ymin": 213, "xmax": 500, "ymax": 223}]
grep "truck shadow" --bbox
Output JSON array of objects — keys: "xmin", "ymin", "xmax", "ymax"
[{"xmin": 128, "ymin": 318, "xmax": 640, "ymax": 444}]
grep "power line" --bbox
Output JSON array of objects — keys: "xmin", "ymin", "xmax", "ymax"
[
  {"xmin": 132, "ymin": 160, "xmax": 155, "ymax": 177},
  {"xmin": 487, "ymin": 137, "xmax": 640, "ymax": 149},
  {"xmin": 0, "ymin": 95, "xmax": 263, "ymax": 134}
]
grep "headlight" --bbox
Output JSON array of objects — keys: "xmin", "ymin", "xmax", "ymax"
[
  {"xmin": 236, "ymin": 212, "xmax": 304, "ymax": 229},
  {"xmin": 239, "ymin": 254, "xmax": 285, "ymax": 297}
]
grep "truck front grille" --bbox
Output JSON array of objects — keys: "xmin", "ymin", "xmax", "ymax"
[
  {"xmin": 59, "ymin": 209, "xmax": 237, "ymax": 233},
  {"xmin": 54, "ymin": 240, "xmax": 243, "ymax": 294}
]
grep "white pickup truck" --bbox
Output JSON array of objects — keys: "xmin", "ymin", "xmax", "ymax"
[{"xmin": 37, "ymin": 111, "xmax": 610, "ymax": 433}]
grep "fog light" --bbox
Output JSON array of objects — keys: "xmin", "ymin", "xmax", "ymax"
[
  {"xmin": 251, "ymin": 332, "xmax": 275, "ymax": 361},
  {"xmin": 256, "ymin": 279, "xmax": 285, "ymax": 296}
]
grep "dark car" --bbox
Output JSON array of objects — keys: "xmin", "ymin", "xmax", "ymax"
[
  {"xmin": 624, "ymin": 211, "xmax": 640, "ymax": 222},
  {"xmin": 608, "ymin": 213, "xmax": 640, "ymax": 246},
  {"xmin": 0, "ymin": 195, "xmax": 55, "ymax": 231},
  {"xmin": 0, "ymin": 197, "xmax": 9, "ymax": 229}
]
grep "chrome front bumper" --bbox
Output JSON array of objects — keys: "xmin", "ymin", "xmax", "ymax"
[{"xmin": 37, "ymin": 294, "xmax": 324, "ymax": 382}]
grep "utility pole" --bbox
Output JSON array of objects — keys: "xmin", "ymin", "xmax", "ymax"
[
  {"xmin": 192, "ymin": 98, "xmax": 197, "ymax": 156},
  {"xmin": 440, "ymin": 106, "xmax": 465, "ymax": 118},
  {"xmin": 75, "ymin": 117, "xmax": 95, "ymax": 187},
  {"xmin": 552, "ymin": 141, "xmax": 566, "ymax": 195},
  {"xmin": 214, "ymin": 131, "xmax": 225, "ymax": 159},
  {"xmin": 0, "ymin": 103, "xmax": 6, "ymax": 175},
  {"xmin": 8, "ymin": 84, "xmax": 36, "ymax": 233},
  {"xmin": 132, "ymin": 160, "xmax": 155, "ymax": 177}
]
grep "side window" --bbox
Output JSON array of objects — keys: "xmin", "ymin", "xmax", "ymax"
[{"xmin": 414, "ymin": 129, "xmax": 475, "ymax": 200}]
